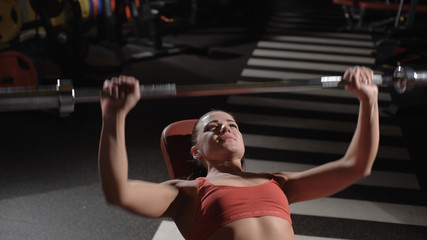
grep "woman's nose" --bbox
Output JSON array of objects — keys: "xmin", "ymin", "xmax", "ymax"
[{"xmin": 220, "ymin": 124, "xmax": 230, "ymax": 133}]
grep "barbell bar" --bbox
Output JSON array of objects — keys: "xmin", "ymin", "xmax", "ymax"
[{"xmin": 0, "ymin": 66, "xmax": 426, "ymax": 113}]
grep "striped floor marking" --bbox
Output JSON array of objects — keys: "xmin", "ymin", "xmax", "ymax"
[
  {"xmin": 280, "ymin": 88, "xmax": 391, "ymax": 101},
  {"xmin": 243, "ymin": 133, "xmax": 410, "ymax": 161},
  {"xmin": 290, "ymin": 198, "xmax": 427, "ymax": 226},
  {"xmin": 264, "ymin": 29, "xmax": 373, "ymax": 40},
  {"xmin": 227, "ymin": 95, "xmax": 391, "ymax": 117},
  {"xmin": 231, "ymin": 86, "xmax": 391, "ymax": 101},
  {"xmin": 263, "ymin": 35, "xmax": 375, "ymax": 47},
  {"xmin": 242, "ymin": 68, "xmax": 322, "ymax": 80},
  {"xmin": 231, "ymin": 112, "xmax": 402, "ymax": 137},
  {"xmin": 247, "ymin": 58, "xmax": 355, "ymax": 72},
  {"xmin": 244, "ymin": 159, "xmax": 420, "ymax": 190},
  {"xmin": 257, "ymin": 41, "xmax": 375, "ymax": 55},
  {"xmin": 268, "ymin": 22, "xmax": 342, "ymax": 31},
  {"xmin": 152, "ymin": 221, "xmax": 184, "ymax": 240},
  {"xmin": 252, "ymin": 49, "xmax": 376, "ymax": 64}
]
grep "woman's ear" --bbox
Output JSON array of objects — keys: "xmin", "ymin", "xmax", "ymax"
[{"xmin": 191, "ymin": 146, "xmax": 200, "ymax": 160}]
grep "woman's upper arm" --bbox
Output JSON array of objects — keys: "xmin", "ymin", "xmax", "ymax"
[
  {"xmin": 114, "ymin": 180, "xmax": 182, "ymax": 218},
  {"xmin": 277, "ymin": 158, "xmax": 364, "ymax": 204}
]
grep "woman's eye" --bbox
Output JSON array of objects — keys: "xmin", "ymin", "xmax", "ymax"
[
  {"xmin": 230, "ymin": 124, "xmax": 238, "ymax": 129},
  {"xmin": 205, "ymin": 125, "xmax": 216, "ymax": 131}
]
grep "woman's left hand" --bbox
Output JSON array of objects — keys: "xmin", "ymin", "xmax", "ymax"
[{"xmin": 343, "ymin": 66, "xmax": 378, "ymax": 103}]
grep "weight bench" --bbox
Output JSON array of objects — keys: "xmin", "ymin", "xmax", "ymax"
[{"xmin": 160, "ymin": 119, "xmax": 198, "ymax": 179}]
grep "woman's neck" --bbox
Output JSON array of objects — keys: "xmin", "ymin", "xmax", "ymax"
[{"xmin": 206, "ymin": 163, "xmax": 244, "ymax": 177}]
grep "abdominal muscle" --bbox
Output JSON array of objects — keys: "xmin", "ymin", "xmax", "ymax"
[{"xmin": 206, "ymin": 216, "xmax": 294, "ymax": 240}]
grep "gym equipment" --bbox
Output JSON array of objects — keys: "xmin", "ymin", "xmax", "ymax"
[
  {"xmin": 78, "ymin": 0, "xmax": 91, "ymax": 20},
  {"xmin": 0, "ymin": 51, "xmax": 38, "ymax": 88},
  {"xmin": 123, "ymin": 0, "xmax": 191, "ymax": 61},
  {"xmin": 84, "ymin": 0, "xmax": 103, "ymax": 20},
  {"xmin": 29, "ymin": 0, "xmax": 65, "ymax": 18},
  {"xmin": 113, "ymin": 0, "xmax": 240, "ymax": 62},
  {"xmin": 333, "ymin": 0, "xmax": 427, "ymax": 31},
  {"xmin": 30, "ymin": 0, "xmax": 86, "ymax": 79},
  {"xmin": 161, "ymin": 119, "xmax": 198, "ymax": 179},
  {"xmin": 0, "ymin": 0, "xmax": 23, "ymax": 44},
  {"xmin": 0, "ymin": 66, "xmax": 426, "ymax": 113}
]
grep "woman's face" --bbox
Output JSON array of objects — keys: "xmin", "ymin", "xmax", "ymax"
[{"xmin": 192, "ymin": 111, "xmax": 245, "ymax": 163}]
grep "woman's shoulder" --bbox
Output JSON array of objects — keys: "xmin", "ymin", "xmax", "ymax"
[
  {"xmin": 255, "ymin": 172, "xmax": 288, "ymax": 187},
  {"xmin": 162, "ymin": 179, "xmax": 198, "ymax": 188},
  {"xmin": 245, "ymin": 171, "xmax": 282, "ymax": 179}
]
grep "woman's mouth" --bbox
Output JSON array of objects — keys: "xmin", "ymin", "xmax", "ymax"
[{"xmin": 219, "ymin": 134, "xmax": 235, "ymax": 141}]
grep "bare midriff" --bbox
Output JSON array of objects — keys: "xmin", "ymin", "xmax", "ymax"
[{"xmin": 206, "ymin": 216, "xmax": 294, "ymax": 240}]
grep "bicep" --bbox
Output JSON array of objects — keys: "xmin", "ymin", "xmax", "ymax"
[
  {"xmin": 279, "ymin": 159, "xmax": 363, "ymax": 204},
  {"xmin": 117, "ymin": 180, "xmax": 180, "ymax": 218}
]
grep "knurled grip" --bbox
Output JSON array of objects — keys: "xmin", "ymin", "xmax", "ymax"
[{"xmin": 321, "ymin": 74, "xmax": 383, "ymax": 88}]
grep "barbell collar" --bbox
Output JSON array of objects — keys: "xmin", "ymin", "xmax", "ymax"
[
  {"xmin": 393, "ymin": 66, "xmax": 417, "ymax": 94},
  {"xmin": 56, "ymin": 79, "xmax": 75, "ymax": 113}
]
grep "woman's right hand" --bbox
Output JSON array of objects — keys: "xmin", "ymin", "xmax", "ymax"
[{"xmin": 100, "ymin": 75, "xmax": 141, "ymax": 118}]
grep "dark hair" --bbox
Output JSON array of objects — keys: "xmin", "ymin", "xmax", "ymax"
[
  {"xmin": 186, "ymin": 110, "xmax": 245, "ymax": 180},
  {"xmin": 186, "ymin": 114, "xmax": 208, "ymax": 180}
]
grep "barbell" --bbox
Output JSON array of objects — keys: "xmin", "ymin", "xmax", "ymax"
[{"xmin": 0, "ymin": 66, "xmax": 426, "ymax": 113}]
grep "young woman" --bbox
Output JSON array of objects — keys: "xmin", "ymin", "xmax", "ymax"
[{"xmin": 98, "ymin": 66, "xmax": 379, "ymax": 240}]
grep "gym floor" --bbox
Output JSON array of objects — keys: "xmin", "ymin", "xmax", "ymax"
[{"xmin": 1, "ymin": 0, "xmax": 427, "ymax": 239}]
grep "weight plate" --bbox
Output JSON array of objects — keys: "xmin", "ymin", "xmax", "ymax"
[
  {"xmin": 0, "ymin": 51, "xmax": 38, "ymax": 88},
  {"xmin": 78, "ymin": 0, "xmax": 91, "ymax": 20},
  {"xmin": 0, "ymin": 0, "xmax": 23, "ymax": 43}
]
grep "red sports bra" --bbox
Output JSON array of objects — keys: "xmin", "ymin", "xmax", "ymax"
[{"xmin": 189, "ymin": 174, "xmax": 292, "ymax": 240}]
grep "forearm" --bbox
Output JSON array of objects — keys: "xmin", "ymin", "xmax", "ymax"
[
  {"xmin": 98, "ymin": 113, "xmax": 130, "ymax": 204},
  {"xmin": 343, "ymin": 98, "xmax": 379, "ymax": 176}
]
